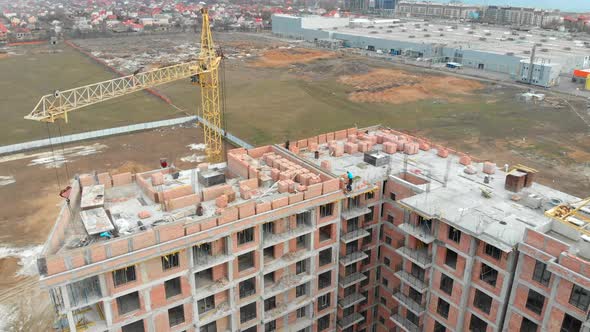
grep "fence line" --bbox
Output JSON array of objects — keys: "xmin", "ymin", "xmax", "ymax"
[{"xmin": 0, "ymin": 115, "xmax": 253, "ymax": 155}]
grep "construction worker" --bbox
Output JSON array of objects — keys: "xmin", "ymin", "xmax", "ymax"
[{"xmin": 346, "ymin": 171, "xmax": 353, "ymax": 191}]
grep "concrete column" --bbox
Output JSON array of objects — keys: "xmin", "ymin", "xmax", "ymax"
[
  {"xmin": 497, "ymin": 250, "xmax": 519, "ymax": 331},
  {"xmin": 541, "ymin": 274, "xmax": 561, "ymax": 330},
  {"xmin": 98, "ymin": 274, "xmax": 108, "ymax": 298},
  {"xmin": 102, "ymin": 299, "xmax": 113, "ymax": 327},
  {"xmin": 60, "ymin": 286, "xmax": 77, "ymax": 332},
  {"xmin": 502, "ymin": 253, "xmax": 525, "ymax": 332},
  {"xmin": 145, "ymin": 315, "xmax": 156, "ymax": 332},
  {"xmin": 456, "ymin": 237, "xmax": 478, "ymax": 330}
]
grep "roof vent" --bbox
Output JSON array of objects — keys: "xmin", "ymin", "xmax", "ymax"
[
  {"xmin": 199, "ymin": 170, "xmax": 226, "ymax": 187},
  {"xmin": 364, "ymin": 151, "xmax": 390, "ymax": 167}
]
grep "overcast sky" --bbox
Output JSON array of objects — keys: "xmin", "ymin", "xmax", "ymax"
[{"xmin": 454, "ymin": 0, "xmax": 589, "ymax": 12}]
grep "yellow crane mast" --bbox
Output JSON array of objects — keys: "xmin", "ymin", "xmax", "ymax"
[{"xmin": 25, "ymin": 8, "xmax": 225, "ymax": 162}]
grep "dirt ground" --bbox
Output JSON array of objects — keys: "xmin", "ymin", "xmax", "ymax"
[
  {"xmin": 252, "ymin": 47, "xmax": 335, "ymax": 67},
  {"xmin": 338, "ymin": 68, "xmax": 485, "ymax": 104},
  {"xmin": 0, "ymin": 123, "xmax": 227, "ymax": 329}
]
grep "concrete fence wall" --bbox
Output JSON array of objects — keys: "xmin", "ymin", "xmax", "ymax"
[
  {"xmin": 0, "ymin": 115, "xmax": 253, "ymax": 155},
  {"xmin": 0, "ymin": 116, "xmax": 198, "ymax": 155}
]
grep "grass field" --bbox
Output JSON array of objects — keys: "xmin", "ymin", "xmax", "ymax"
[{"xmin": 0, "ymin": 45, "xmax": 185, "ymax": 145}]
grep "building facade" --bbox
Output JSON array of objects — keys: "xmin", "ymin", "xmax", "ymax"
[
  {"xmin": 395, "ymin": 1, "xmax": 481, "ymax": 20},
  {"xmin": 482, "ymin": 6, "xmax": 561, "ymax": 28},
  {"xmin": 40, "ymin": 125, "xmax": 590, "ymax": 332}
]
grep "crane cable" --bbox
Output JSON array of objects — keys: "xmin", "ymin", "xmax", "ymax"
[
  {"xmin": 45, "ymin": 122, "xmax": 62, "ymax": 191},
  {"xmin": 56, "ymin": 120, "xmax": 71, "ymax": 181}
]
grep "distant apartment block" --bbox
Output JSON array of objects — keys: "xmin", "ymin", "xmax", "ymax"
[
  {"xmin": 39, "ymin": 125, "xmax": 590, "ymax": 332},
  {"xmin": 482, "ymin": 6, "xmax": 561, "ymax": 28},
  {"xmin": 395, "ymin": 1, "xmax": 481, "ymax": 20}
]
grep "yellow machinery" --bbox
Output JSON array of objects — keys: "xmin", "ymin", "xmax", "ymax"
[{"xmin": 25, "ymin": 8, "xmax": 224, "ymax": 162}]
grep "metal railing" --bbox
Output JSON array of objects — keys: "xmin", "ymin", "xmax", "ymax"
[
  {"xmin": 396, "ymin": 246, "xmax": 433, "ymax": 267},
  {"xmin": 339, "ymin": 272, "xmax": 367, "ymax": 287},
  {"xmin": 398, "ymin": 221, "xmax": 435, "ymax": 243},
  {"xmin": 391, "ymin": 314, "xmax": 421, "ymax": 332},
  {"xmin": 340, "ymin": 251, "xmax": 369, "ymax": 266},
  {"xmin": 395, "ymin": 270, "xmax": 428, "ymax": 292},
  {"xmin": 338, "ymin": 312, "xmax": 364, "ymax": 328},
  {"xmin": 339, "ymin": 292, "xmax": 366, "ymax": 308},
  {"xmin": 341, "ymin": 228, "xmax": 371, "ymax": 243},
  {"xmin": 393, "ymin": 292, "xmax": 425, "ymax": 314}
]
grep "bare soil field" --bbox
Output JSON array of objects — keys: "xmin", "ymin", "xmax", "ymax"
[
  {"xmin": 252, "ymin": 47, "xmax": 335, "ymax": 67},
  {"xmin": 338, "ymin": 68, "xmax": 484, "ymax": 104}
]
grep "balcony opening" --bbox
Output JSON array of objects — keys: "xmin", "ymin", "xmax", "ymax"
[
  {"xmin": 198, "ymin": 295, "xmax": 215, "ymax": 314},
  {"xmin": 116, "ymin": 291, "xmax": 140, "ymax": 316},
  {"xmin": 411, "ymin": 263, "xmax": 425, "ymax": 282},
  {"xmin": 239, "ymin": 277, "xmax": 256, "ymax": 298},
  {"xmin": 263, "ymin": 222, "xmax": 275, "ymax": 237},
  {"xmin": 347, "ymin": 218, "xmax": 359, "ymax": 232},
  {"xmin": 408, "ymin": 286, "xmax": 422, "ymax": 304},
  {"xmin": 365, "ymin": 206, "xmax": 374, "ymax": 223},
  {"xmin": 437, "ymin": 298, "xmax": 450, "ymax": 319},
  {"xmin": 113, "ymin": 266, "xmax": 136, "ymax": 288},
  {"xmin": 348, "ymin": 196, "xmax": 361, "ymax": 210},
  {"xmin": 296, "ymin": 259, "xmax": 308, "ymax": 274},
  {"xmin": 264, "ymin": 246, "xmax": 275, "ymax": 261},
  {"xmin": 240, "ymin": 302, "xmax": 257, "ymax": 323},
  {"xmin": 469, "ymin": 314, "xmax": 487, "ymax": 331},
  {"xmin": 201, "ymin": 321, "xmax": 216, "ymax": 332},
  {"xmin": 264, "ymin": 271, "xmax": 275, "ymax": 287},
  {"xmin": 122, "ymin": 319, "xmax": 144, "ymax": 332},
  {"xmin": 164, "ymin": 277, "xmax": 182, "ymax": 299},
  {"xmin": 346, "ymin": 241, "xmax": 358, "ymax": 255},
  {"xmin": 344, "ymin": 284, "xmax": 356, "ymax": 297},
  {"xmin": 265, "ymin": 320, "xmax": 277, "ymax": 332},
  {"xmin": 319, "ymin": 225, "xmax": 332, "ymax": 242},
  {"xmin": 238, "ymin": 251, "xmax": 255, "ymax": 272},
  {"xmin": 161, "ymin": 252, "xmax": 180, "ymax": 271},
  {"xmin": 480, "ymin": 263, "xmax": 498, "ymax": 287},
  {"xmin": 320, "ymin": 203, "xmax": 334, "ymax": 218},
  {"xmin": 168, "ymin": 304, "xmax": 185, "ymax": 327},
  {"xmin": 296, "ymin": 234, "xmax": 308, "ymax": 250},
  {"xmin": 195, "ymin": 268, "xmax": 214, "ymax": 287},
  {"xmin": 296, "ymin": 211, "xmax": 312, "ymax": 227},
  {"xmin": 525, "ymin": 289, "xmax": 545, "ymax": 315},
  {"xmin": 407, "ymin": 310, "xmax": 419, "ymax": 326},
  {"xmin": 296, "ymin": 283, "xmax": 307, "ymax": 297},
  {"xmin": 319, "ymin": 248, "xmax": 332, "ymax": 266},
  {"xmin": 444, "ymin": 249, "xmax": 457, "ymax": 269},
  {"xmin": 440, "ymin": 273, "xmax": 454, "ymax": 295},
  {"xmin": 561, "ymin": 313, "xmax": 582, "ymax": 332},
  {"xmin": 193, "ymin": 241, "xmax": 224, "ymax": 265},
  {"xmin": 345, "ymin": 263, "xmax": 357, "ymax": 276},
  {"xmin": 473, "ymin": 289, "xmax": 492, "ymax": 314},
  {"xmin": 66, "ymin": 276, "xmax": 102, "ymax": 308},
  {"xmin": 317, "ymin": 294, "xmax": 331, "ymax": 311},
  {"xmin": 237, "ymin": 227, "xmax": 255, "ymax": 245},
  {"xmin": 318, "ymin": 314, "xmax": 330, "ymax": 331},
  {"xmin": 318, "ymin": 271, "xmax": 331, "ymax": 289},
  {"xmin": 264, "ymin": 296, "xmax": 277, "ymax": 312}
]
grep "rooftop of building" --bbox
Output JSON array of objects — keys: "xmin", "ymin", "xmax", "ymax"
[
  {"xmin": 44, "ymin": 143, "xmax": 339, "ymax": 258},
  {"xmin": 292, "ymin": 125, "xmax": 582, "ymax": 253},
  {"xmin": 279, "ymin": 15, "xmax": 590, "ymax": 61}
]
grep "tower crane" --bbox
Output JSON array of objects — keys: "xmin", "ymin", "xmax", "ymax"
[{"xmin": 25, "ymin": 8, "xmax": 225, "ymax": 162}]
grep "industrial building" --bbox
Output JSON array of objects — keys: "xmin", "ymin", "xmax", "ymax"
[
  {"xmin": 272, "ymin": 15, "xmax": 590, "ymax": 86},
  {"xmin": 38, "ymin": 124, "xmax": 590, "ymax": 332}
]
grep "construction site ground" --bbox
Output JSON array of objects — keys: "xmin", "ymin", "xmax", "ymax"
[
  {"xmin": 0, "ymin": 30, "xmax": 590, "ymax": 329},
  {"xmin": 0, "ymin": 124, "xmax": 220, "ymax": 331}
]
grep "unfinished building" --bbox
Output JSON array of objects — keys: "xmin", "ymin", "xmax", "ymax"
[{"xmin": 39, "ymin": 125, "xmax": 590, "ymax": 332}]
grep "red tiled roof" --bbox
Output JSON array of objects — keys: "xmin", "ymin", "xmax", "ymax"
[{"xmin": 0, "ymin": 23, "xmax": 7, "ymax": 33}]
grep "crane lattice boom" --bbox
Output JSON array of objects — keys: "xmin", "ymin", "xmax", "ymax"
[{"xmin": 25, "ymin": 8, "xmax": 224, "ymax": 162}]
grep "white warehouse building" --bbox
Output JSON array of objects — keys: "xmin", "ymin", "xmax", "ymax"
[{"xmin": 272, "ymin": 14, "xmax": 590, "ymax": 87}]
